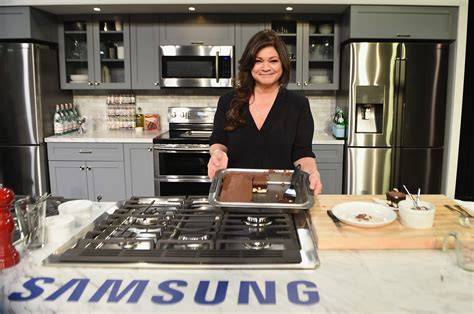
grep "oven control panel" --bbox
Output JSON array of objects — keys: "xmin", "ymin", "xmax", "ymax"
[{"xmin": 168, "ymin": 107, "xmax": 216, "ymax": 124}]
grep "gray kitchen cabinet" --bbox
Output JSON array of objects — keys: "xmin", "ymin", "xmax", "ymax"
[
  {"xmin": 58, "ymin": 15, "xmax": 131, "ymax": 90},
  {"xmin": 48, "ymin": 143, "xmax": 126, "ymax": 201},
  {"xmin": 130, "ymin": 15, "xmax": 161, "ymax": 89},
  {"xmin": 266, "ymin": 15, "xmax": 339, "ymax": 90},
  {"xmin": 48, "ymin": 161, "xmax": 89, "ymax": 200},
  {"xmin": 341, "ymin": 6, "xmax": 457, "ymax": 41},
  {"xmin": 159, "ymin": 15, "xmax": 235, "ymax": 45},
  {"xmin": 124, "ymin": 143, "xmax": 154, "ymax": 197},
  {"xmin": 313, "ymin": 144, "xmax": 343, "ymax": 194},
  {"xmin": 0, "ymin": 7, "xmax": 57, "ymax": 43},
  {"xmin": 235, "ymin": 16, "xmax": 266, "ymax": 62}
]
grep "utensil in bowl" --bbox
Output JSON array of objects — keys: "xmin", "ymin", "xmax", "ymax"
[
  {"xmin": 284, "ymin": 164, "xmax": 301, "ymax": 201},
  {"xmin": 399, "ymin": 200, "xmax": 435, "ymax": 229}
]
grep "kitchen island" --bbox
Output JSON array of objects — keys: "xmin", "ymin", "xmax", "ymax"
[{"xmin": 1, "ymin": 197, "xmax": 473, "ymax": 313}]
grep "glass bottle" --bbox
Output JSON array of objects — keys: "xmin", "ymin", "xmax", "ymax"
[
  {"xmin": 332, "ymin": 107, "xmax": 346, "ymax": 139},
  {"xmin": 59, "ymin": 104, "xmax": 69, "ymax": 133},
  {"xmin": 135, "ymin": 107, "xmax": 144, "ymax": 129},
  {"xmin": 54, "ymin": 105, "xmax": 64, "ymax": 135}
]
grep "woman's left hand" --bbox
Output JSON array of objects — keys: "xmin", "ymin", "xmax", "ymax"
[{"xmin": 309, "ymin": 170, "xmax": 323, "ymax": 195}]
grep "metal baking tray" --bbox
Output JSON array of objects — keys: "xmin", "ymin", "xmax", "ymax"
[{"xmin": 208, "ymin": 168, "xmax": 314, "ymax": 211}]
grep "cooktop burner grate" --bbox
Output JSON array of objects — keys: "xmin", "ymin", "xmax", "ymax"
[{"xmin": 58, "ymin": 197, "xmax": 304, "ymax": 264}]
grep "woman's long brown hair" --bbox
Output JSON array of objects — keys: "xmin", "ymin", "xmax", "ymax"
[{"xmin": 224, "ymin": 30, "xmax": 291, "ymax": 131}]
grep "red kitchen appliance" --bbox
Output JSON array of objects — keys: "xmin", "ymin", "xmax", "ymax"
[{"xmin": 0, "ymin": 186, "xmax": 20, "ymax": 269}]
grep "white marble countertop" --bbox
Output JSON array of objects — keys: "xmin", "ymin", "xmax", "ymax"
[
  {"xmin": 1, "ymin": 203, "xmax": 472, "ymax": 313},
  {"xmin": 44, "ymin": 129, "xmax": 164, "ymax": 143},
  {"xmin": 45, "ymin": 129, "xmax": 344, "ymax": 145},
  {"xmin": 313, "ymin": 131, "xmax": 344, "ymax": 145}
]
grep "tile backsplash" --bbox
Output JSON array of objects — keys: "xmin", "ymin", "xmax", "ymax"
[{"xmin": 73, "ymin": 94, "xmax": 336, "ymax": 133}]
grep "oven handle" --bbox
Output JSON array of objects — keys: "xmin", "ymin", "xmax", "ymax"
[
  {"xmin": 155, "ymin": 148, "xmax": 209, "ymax": 154},
  {"xmin": 155, "ymin": 175, "xmax": 211, "ymax": 183}
]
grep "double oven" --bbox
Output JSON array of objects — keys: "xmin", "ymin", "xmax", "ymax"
[{"xmin": 153, "ymin": 107, "xmax": 216, "ymax": 196}]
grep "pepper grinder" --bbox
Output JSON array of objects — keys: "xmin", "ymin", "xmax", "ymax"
[{"xmin": 0, "ymin": 187, "xmax": 20, "ymax": 269}]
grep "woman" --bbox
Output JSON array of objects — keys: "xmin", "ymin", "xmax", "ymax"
[{"xmin": 208, "ymin": 30, "xmax": 322, "ymax": 195}]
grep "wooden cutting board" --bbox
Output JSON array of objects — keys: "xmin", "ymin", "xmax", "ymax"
[{"xmin": 311, "ymin": 194, "xmax": 468, "ymax": 250}]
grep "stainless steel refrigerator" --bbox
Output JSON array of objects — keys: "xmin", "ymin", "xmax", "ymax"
[
  {"xmin": 338, "ymin": 42, "xmax": 449, "ymax": 194},
  {"xmin": 0, "ymin": 43, "xmax": 72, "ymax": 196}
]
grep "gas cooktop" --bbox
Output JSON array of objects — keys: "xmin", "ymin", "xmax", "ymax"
[{"xmin": 44, "ymin": 196, "xmax": 319, "ymax": 269}]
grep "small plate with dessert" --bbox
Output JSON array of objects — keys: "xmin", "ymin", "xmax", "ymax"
[
  {"xmin": 208, "ymin": 168, "xmax": 314, "ymax": 211},
  {"xmin": 331, "ymin": 201, "xmax": 397, "ymax": 228}
]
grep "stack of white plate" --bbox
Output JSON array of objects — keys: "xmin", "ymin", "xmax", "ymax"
[{"xmin": 70, "ymin": 74, "xmax": 89, "ymax": 83}]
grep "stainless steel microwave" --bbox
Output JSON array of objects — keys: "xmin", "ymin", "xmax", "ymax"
[{"xmin": 159, "ymin": 45, "xmax": 233, "ymax": 88}]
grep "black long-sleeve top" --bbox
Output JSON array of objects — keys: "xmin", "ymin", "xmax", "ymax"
[{"xmin": 209, "ymin": 88, "xmax": 315, "ymax": 170}]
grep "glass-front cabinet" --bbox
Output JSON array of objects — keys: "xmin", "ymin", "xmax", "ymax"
[
  {"xmin": 267, "ymin": 16, "xmax": 339, "ymax": 90},
  {"xmin": 58, "ymin": 15, "xmax": 131, "ymax": 89}
]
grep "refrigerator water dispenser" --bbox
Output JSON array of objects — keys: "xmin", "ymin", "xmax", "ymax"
[{"xmin": 355, "ymin": 86, "xmax": 384, "ymax": 133}]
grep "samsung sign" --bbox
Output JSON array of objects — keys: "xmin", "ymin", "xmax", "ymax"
[{"xmin": 7, "ymin": 278, "xmax": 319, "ymax": 306}]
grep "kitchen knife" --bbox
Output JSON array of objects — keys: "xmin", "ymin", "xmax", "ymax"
[{"xmin": 327, "ymin": 210, "xmax": 342, "ymax": 227}]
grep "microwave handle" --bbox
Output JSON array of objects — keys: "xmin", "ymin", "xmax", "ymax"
[{"xmin": 215, "ymin": 51, "xmax": 220, "ymax": 83}]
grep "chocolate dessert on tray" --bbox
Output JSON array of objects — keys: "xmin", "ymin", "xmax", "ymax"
[{"xmin": 208, "ymin": 168, "xmax": 314, "ymax": 211}]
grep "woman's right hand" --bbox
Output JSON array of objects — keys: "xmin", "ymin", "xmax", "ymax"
[{"xmin": 207, "ymin": 149, "xmax": 228, "ymax": 179}]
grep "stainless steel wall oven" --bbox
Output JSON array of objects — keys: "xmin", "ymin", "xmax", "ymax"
[{"xmin": 153, "ymin": 107, "xmax": 216, "ymax": 196}]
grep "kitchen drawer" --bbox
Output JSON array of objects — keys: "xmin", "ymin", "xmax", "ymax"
[
  {"xmin": 312, "ymin": 144, "xmax": 344, "ymax": 164},
  {"xmin": 47, "ymin": 143, "xmax": 124, "ymax": 161}
]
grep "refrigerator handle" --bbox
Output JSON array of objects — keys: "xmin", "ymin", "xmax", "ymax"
[
  {"xmin": 392, "ymin": 58, "xmax": 406, "ymax": 189},
  {"xmin": 394, "ymin": 58, "xmax": 406, "ymax": 147}
]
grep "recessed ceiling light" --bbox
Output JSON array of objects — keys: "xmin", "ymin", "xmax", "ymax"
[
  {"xmin": 188, "ymin": 7, "xmax": 196, "ymax": 11},
  {"xmin": 93, "ymin": 7, "xmax": 101, "ymax": 12},
  {"xmin": 286, "ymin": 7, "xmax": 293, "ymax": 11}
]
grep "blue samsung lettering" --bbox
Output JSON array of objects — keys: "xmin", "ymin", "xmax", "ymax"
[
  {"xmin": 287, "ymin": 281, "xmax": 319, "ymax": 305},
  {"xmin": 152, "ymin": 280, "xmax": 187, "ymax": 304},
  {"xmin": 88, "ymin": 280, "xmax": 149, "ymax": 303},
  {"xmin": 238, "ymin": 281, "xmax": 276, "ymax": 304},
  {"xmin": 45, "ymin": 278, "xmax": 90, "ymax": 301},
  {"xmin": 8, "ymin": 277, "xmax": 55, "ymax": 301},
  {"xmin": 194, "ymin": 281, "xmax": 228, "ymax": 305}
]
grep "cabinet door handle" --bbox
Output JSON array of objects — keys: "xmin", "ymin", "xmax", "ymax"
[
  {"xmin": 303, "ymin": 81, "xmax": 308, "ymax": 86},
  {"xmin": 215, "ymin": 51, "xmax": 220, "ymax": 83},
  {"xmin": 153, "ymin": 81, "xmax": 159, "ymax": 86},
  {"xmin": 147, "ymin": 147, "xmax": 153, "ymax": 152},
  {"xmin": 79, "ymin": 150, "xmax": 92, "ymax": 154},
  {"xmin": 396, "ymin": 34, "xmax": 411, "ymax": 38},
  {"xmin": 296, "ymin": 82, "xmax": 301, "ymax": 86},
  {"xmin": 191, "ymin": 41, "xmax": 204, "ymax": 45},
  {"xmin": 88, "ymin": 81, "xmax": 93, "ymax": 86},
  {"xmin": 94, "ymin": 81, "xmax": 100, "ymax": 85},
  {"xmin": 80, "ymin": 166, "xmax": 85, "ymax": 171},
  {"xmin": 97, "ymin": 195, "xmax": 102, "ymax": 202},
  {"xmin": 86, "ymin": 166, "xmax": 92, "ymax": 171}
]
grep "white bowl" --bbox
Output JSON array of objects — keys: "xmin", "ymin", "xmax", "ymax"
[
  {"xmin": 70, "ymin": 74, "xmax": 89, "ymax": 81},
  {"xmin": 58, "ymin": 200, "xmax": 93, "ymax": 226},
  {"xmin": 318, "ymin": 24, "xmax": 333, "ymax": 34},
  {"xmin": 45, "ymin": 215, "xmax": 75, "ymax": 243},
  {"xmin": 398, "ymin": 200, "xmax": 436, "ymax": 229}
]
